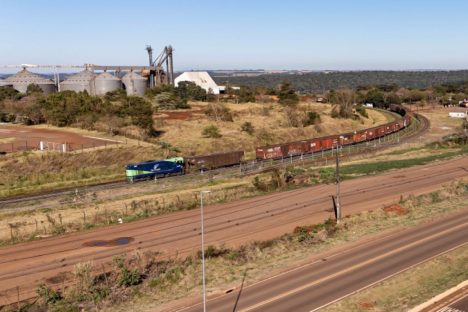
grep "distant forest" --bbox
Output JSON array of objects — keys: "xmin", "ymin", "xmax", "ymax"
[{"xmin": 212, "ymin": 71, "xmax": 468, "ymax": 93}]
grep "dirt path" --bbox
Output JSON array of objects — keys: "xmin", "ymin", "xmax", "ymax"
[
  {"xmin": 0, "ymin": 124, "xmax": 121, "ymax": 153},
  {"xmin": 0, "ymin": 157, "xmax": 467, "ymax": 305}
]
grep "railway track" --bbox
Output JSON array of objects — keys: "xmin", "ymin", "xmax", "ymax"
[
  {"xmin": 0, "ymin": 156, "xmax": 465, "ymax": 306},
  {"xmin": 0, "ymin": 114, "xmax": 429, "ymax": 208}
]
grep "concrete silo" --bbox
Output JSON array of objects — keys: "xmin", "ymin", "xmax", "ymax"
[
  {"xmin": 92, "ymin": 72, "xmax": 122, "ymax": 96},
  {"xmin": 4, "ymin": 68, "xmax": 56, "ymax": 94},
  {"xmin": 60, "ymin": 69, "xmax": 95, "ymax": 93},
  {"xmin": 122, "ymin": 71, "xmax": 147, "ymax": 96}
]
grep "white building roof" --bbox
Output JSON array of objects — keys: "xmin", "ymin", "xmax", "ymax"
[{"xmin": 174, "ymin": 71, "xmax": 220, "ymax": 94}]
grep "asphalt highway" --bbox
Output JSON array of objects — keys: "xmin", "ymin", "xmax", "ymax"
[{"xmin": 178, "ymin": 209, "xmax": 468, "ymax": 312}]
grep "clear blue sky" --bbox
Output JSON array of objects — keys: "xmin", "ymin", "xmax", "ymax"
[{"xmin": 1, "ymin": 0, "xmax": 467, "ymax": 70}]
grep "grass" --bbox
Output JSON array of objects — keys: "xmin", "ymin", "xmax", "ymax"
[
  {"xmin": 0, "ymin": 145, "xmax": 165, "ymax": 198},
  {"xmin": 321, "ymin": 246, "xmax": 468, "ymax": 312},
  {"xmin": 0, "ymin": 102, "xmax": 391, "ymax": 198},
  {"xmin": 17, "ymin": 181, "xmax": 466, "ymax": 312},
  {"xmin": 340, "ymin": 147, "xmax": 466, "ymax": 177},
  {"xmin": 0, "ymin": 141, "xmax": 465, "ymax": 245}
]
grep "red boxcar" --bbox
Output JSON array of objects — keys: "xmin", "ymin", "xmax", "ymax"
[
  {"xmin": 321, "ymin": 136, "xmax": 338, "ymax": 150},
  {"xmin": 353, "ymin": 129, "xmax": 367, "ymax": 143},
  {"xmin": 256, "ymin": 145, "xmax": 285, "ymax": 160},
  {"xmin": 307, "ymin": 138, "xmax": 321, "ymax": 152},
  {"xmin": 286, "ymin": 140, "xmax": 309, "ymax": 156},
  {"xmin": 340, "ymin": 133, "xmax": 354, "ymax": 146}
]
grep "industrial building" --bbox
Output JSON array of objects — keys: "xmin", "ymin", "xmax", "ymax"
[
  {"xmin": 3, "ymin": 68, "xmax": 55, "ymax": 94},
  {"xmin": 174, "ymin": 71, "xmax": 221, "ymax": 94},
  {"xmin": 0, "ymin": 45, "xmax": 174, "ymax": 97}
]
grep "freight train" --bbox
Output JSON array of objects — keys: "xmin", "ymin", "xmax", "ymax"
[{"xmin": 126, "ymin": 105, "xmax": 412, "ymax": 182}]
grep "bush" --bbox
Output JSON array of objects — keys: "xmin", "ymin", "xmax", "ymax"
[
  {"xmin": 36, "ymin": 284, "xmax": 62, "ymax": 304},
  {"xmin": 304, "ymin": 111, "xmax": 321, "ymax": 126},
  {"xmin": 202, "ymin": 125, "xmax": 222, "ymax": 138},
  {"xmin": 26, "ymin": 83, "xmax": 43, "ymax": 95},
  {"xmin": 278, "ymin": 82, "xmax": 299, "ymax": 106},
  {"xmin": 113, "ymin": 255, "xmax": 141, "ymax": 287},
  {"xmin": 355, "ymin": 105, "xmax": 368, "ymax": 118},
  {"xmin": 205, "ymin": 103, "xmax": 233, "ymax": 121},
  {"xmin": 241, "ymin": 121, "xmax": 255, "ymax": 135}
]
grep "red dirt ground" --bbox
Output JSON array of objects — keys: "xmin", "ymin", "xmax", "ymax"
[
  {"xmin": 383, "ymin": 204, "xmax": 408, "ymax": 215},
  {"xmin": 0, "ymin": 124, "xmax": 120, "ymax": 153}
]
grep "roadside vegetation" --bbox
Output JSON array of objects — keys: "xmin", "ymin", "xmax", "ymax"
[{"xmin": 9, "ymin": 181, "xmax": 466, "ymax": 312}]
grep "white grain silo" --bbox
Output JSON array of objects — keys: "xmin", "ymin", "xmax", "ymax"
[
  {"xmin": 4, "ymin": 68, "xmax": 56, "ymax": 94},
  {"xmin": 92, "ymin": 72, "xmax": 122, "ymax": 96},
  {"xmin": 60, "ymin": 69, "xmax": 95, "ymax": 93},
  {"xmin": 122, "ymin": 71, "xmax": 147, "ymax": 96}
]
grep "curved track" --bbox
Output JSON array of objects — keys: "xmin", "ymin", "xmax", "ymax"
[
  {"xmin": 0, "ymin": 155, "xmax": 465, "ymax": 306},
  {"xmin": 0, "ymin": 113, "xmax": 429, "ymax": 208}
]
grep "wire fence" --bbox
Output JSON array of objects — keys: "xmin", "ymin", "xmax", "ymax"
[{"xmin": 0, "ymin": 139, "xmax": 129, "ymax": 154}]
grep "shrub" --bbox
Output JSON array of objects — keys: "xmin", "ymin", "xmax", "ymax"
[
  {"xmin": 202, "ymin": 125, "xmax": 222, "ymax": 138},
  {"xmin": 205, "ymin": 103, "xmax": 233, "ymax": 121},
  {"xmin": 304, "ymin": 111, "xmax": 321, "ymax": 126},
  {"xmin": 26, "ymin": 83, "xmax": 43, "ymax": 95},
  {"xmin": 355, "ymin": 105, "xmax": 368, "ymax": 118},
  {"xmin": 36, "ymin": 284, "xmax": 62, "ymax": 304},
  {"xmin": 113, "ymin": 255, "xmax": 141, "ymax": 287},
  {"xmin": 241, "ymin": 121, "xmax": 255, "ymax": 135},
  {"xmin": 278, "ymin": 82, "xmax": 299, "ymax": 106}
]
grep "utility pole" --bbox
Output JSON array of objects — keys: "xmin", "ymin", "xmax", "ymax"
[
  {"xmin": 335, "ymin": 140, "xmax": 342, "ymax": 223},
  {"xmin": 199, "ymin": 190, "xmax": 211, "ymax": 312}
]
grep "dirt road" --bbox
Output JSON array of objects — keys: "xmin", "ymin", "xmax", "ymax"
[{"xmin": 0, "ymin": 157, "xmax": 467, "ymax": 305}]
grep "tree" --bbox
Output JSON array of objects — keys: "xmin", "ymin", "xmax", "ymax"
[
  {"xmin": 175, "ymin": 81, "xmax": 207, "ymax": 101},
  {"xmin": 236, "ymin": 86, "xmax": 256, "ymax": 103},
  {"xmin": 329, "ymin": 89, "xmax": 356, "ymax": 118},
  {"xmin": 278, "ymin": 82, "xmax": 299, "ymax": 106},
  {"xmin": 26, "ymin": 84, "xmax": 43, "ymax": 95},
  {"xmin": 120, "ymin": 96, "xmax": 155, "ymax": 134}
]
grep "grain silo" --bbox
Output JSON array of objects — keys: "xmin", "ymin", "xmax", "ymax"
[
  {"xmin": 92, "ymin": 72, "xmax": 122, "ymax": 96},
  {"xmin": 4, "ymin": 68, "xmax": 56, "ymax": 94},
  {"xmin": 60, "ymin": 69, "xmax": 95, "ymax": 93},
  {"xmin": 122, "ymin": 71, "xmax": 147, "ymax": 96}
]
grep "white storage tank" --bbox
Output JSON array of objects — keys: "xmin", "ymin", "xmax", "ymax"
[
  {"xmin": 60, "ymin": 69, "xmax": 95, "ymax": 93},
  {"xmin": 4, "ymin": 68, "xmax": 56, "ymax": 94},
  {"xmin": 92, "ymin": 71, "xmax": 122, "ymax": 96},
  {"xmin": 122, "ymin": 71, "xmax": 147, "ymax": 96}
]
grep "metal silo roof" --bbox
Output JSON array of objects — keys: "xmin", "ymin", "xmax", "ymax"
[
  {"xmin": 4, "ymin": 68, "xmax": 54, "ymax": 85},
  {"xmin": 95, "ymin": 72, "xmax": 120, "ymax": 80},
  {"xmin": 61, "ymin": 69, "xmax": 95, "ymax": 84},
  {"xmin": 122, "ymin": 71, "xmax": 146, "ymax": 81}
]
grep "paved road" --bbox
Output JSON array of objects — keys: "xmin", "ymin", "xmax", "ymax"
[
  {"xmin": 178, "ymin": 210, "xmax": 468, "ymax": 312},
  {"xmin": 0, "ymin": 157, "xmax": 466, "ymax": 305}
]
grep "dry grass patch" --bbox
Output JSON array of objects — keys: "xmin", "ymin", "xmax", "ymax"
[{"xmin": 157, "ymin": 102, "xmax": 392, "ymax": 157}]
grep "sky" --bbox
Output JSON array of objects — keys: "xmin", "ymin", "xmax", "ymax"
[{"xmin": 0, "ymin": 0, "xmax": 467, "ymax": 71}]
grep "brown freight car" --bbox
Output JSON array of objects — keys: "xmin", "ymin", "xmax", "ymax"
[
  {"xmin": 320, "ymin": 135, "xmax": 338, "ymax": 150},
  {"xmin": 256, "ymin": 145, "xmax": 285, "ymax": 160},
  {"xmin": 185, "ymin": 150, "xmax": 244, "ymax": 172},
  {"xmin": 353, "ymin": 129, "xmax": 367, "ymax": 143},
  {"xmin": 286, "ymin": 140, "xmax": 310, "ymax": 156},
  {"xmin": 307, "ymin": 138, "xmax": 321, "ymax": 152}
]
